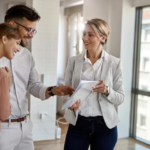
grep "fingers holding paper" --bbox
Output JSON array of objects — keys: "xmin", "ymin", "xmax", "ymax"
[
  {"xmin": 69, "ymin": 100, "xmax": 81, "ymax": 111},
  {"xmin": 92, "ymin": 79, "xmax": 107, "ymax": 94}
]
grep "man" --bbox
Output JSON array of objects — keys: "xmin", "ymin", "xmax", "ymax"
[{"xmin": 0, "ymin": 4, "xmax": 74, "ymax": 150}]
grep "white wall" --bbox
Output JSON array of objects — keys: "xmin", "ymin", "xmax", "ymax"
[
  {"xmin": 83, "ymin": 0, "xmax": 109, "ymax": 22},
  {"xmin": 30, "ymin": 0, "xmax": 60, "ymax": 141},
  {"xmin": 0, "ymin": 0, "xmax": 25, "ymax": 23},
  {"xmin": 132, "ymin": 0, "xmax": 150, "ymax": 7},
  {"xmin": 118, "ymin": 0, "xmax": 135, "ymax": 138},
  {"xmin": 107, "ymin": 0, "xmax": 123, "ymax": 57},
  {"xmin": 83, "ymin": 0, "xmax": 135, "ymax": 138},
  {"xmin": 26, "ymin": 0, "xmax": 32, "ymax": 6},
  {"xmin": 57, "ymin": 7, "xmax": 68, "ymax": 80}
]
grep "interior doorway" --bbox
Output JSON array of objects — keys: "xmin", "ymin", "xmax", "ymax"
[{"xmin": 67, "ymin": 13, "xmax": 84, "ymax": 58}]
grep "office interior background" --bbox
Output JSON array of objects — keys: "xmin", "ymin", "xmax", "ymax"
[{"xmin": 1, "ymin": 0, "xmax": 150, "ymax": 149}]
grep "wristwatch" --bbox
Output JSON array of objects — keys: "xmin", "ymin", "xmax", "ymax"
[{"xmin": 48, "ymin": 86, "xmax": 57, "ymax": 96}]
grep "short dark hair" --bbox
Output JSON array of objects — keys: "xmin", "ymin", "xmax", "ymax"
[{"xmin": 5, "ymin": 4, "xmax": 41, "ymax": 22}]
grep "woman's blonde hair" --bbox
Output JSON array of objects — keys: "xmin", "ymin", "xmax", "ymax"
[{"xmin": 86, "ymin": 18, "xmax": 110, "ymax": 45}]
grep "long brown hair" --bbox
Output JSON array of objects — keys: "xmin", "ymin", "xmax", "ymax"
[{"xmin": 0, "ymin": 23, "xmax": 21, "ymax": 40}]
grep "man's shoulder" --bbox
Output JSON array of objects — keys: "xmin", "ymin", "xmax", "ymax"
[
  {"xmin": 16, "ymin": 46, "xmax": 33, "ymax": 60},
  {"xmin": 19, "ymin": 46, "xmax": 32, "ymax": 55},
  {"xmin": 13, "ymin": 46, "xmax": 33, "ymax": 63}
]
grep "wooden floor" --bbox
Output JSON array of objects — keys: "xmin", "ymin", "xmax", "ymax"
[{"xmin": 34, "ymin": 115, "xmax": 150, "ymax": 150}]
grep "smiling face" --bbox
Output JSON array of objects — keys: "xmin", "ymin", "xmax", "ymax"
[
  {"xmin": 2, "ymin": 36, "xmax": 20, "ymax": 60},
  {"xmin": 16, "ymin": 18, "xmax": 37, "ymax": 47},
  {"xmin": 82, "ymin": 24, "xmax": 102, "ymax": 52}
]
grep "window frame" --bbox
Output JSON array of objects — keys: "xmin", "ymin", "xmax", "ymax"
[{"xmin": 130, "ymin": 6, "xmax": 150, "ymax": 145}]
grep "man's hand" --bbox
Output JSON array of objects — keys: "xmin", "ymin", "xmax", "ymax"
[
  {"xmin": 52, "ymin": 86, "xmax": 75, "ymax": 96},
  {"xmin": 45, "ymin": 86, "xmax": 75, "ymax": 98},
  {"xmin": 69, "ymin": 100, "xmax": 81, "ymax": 111}
]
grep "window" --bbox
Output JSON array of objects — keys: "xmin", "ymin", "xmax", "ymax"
[
  {"xmin": 130, "ymin": 6, "xmax": 150, "ymax": 145},
  {"xmin": 143, "ymin": 57, "xmax": 149, "ymax": 70},
  {"xmin": 140, "ymin": 115, "xmax": 146, "ymax": 127}
]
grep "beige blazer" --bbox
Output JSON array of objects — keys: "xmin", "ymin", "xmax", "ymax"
[{"xmin": 63, "ymin": 50, "xmax": 124, "ymax": 129}]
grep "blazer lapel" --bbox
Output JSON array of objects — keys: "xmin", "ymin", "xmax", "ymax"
[
  {"xmin": 100, "ymin": 51, "xmax": 111, "ymax": 83},
  {"xmin": 73, "ymin": 52, "xmax": 85, "ymax": 89},
  {"xmin": 98, "ymin": 51, "xmax": 112, "ymax": 99},
  {"xmin": 73, "ymin": 50, "xmax": 112, "ymax": 89}
]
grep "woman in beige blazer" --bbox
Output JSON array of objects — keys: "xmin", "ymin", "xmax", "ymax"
[
  {"xmin": 0, "ymin": 23, "xmax": 20, "ymax": 130},
  {"xmin": 63, "ymin": 19, "xmax": 124, "ymax": 150}
]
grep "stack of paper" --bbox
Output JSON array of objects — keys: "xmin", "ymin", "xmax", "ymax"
[{"xmin": 62, "ymin": 80, "xmax": 100, "ymax": 109}]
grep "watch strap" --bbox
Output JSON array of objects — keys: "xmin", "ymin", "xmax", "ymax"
[{"xmin": 48, "ymin": 86, "xmax": 57, "ymax": 96}]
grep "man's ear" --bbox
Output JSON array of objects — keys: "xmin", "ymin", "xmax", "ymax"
[
  {"xmin": 2, "ymin": 35, "xmax": 8, "ymax": 44},
  {"xmin": 9, "ymin": 21, "xmax": 16, "ymax": 26}
]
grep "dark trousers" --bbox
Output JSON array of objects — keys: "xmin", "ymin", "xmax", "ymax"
[{"xmin": 64, "ymin": 115, "xmax": 118, "ymax": 150}]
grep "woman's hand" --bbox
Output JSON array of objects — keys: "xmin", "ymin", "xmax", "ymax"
[
  {"xmin": 0, "ymin": 67, "xmax": 12, "ymax": 79},
  {"xmin": 69, "ymin": 100, "xmax": 81, "ymax": 111},
  {"xmin": 92, "ymin": 79, "xmax": 108, "ymax": 94},
  {"xmin": 4, "ymin": 67, "xmax": 12, "ymax": 78}
]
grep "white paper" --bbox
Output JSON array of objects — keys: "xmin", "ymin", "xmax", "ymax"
[{"xmin": 62, "ymin": 80, "xmax": 100, "ymax": 109}]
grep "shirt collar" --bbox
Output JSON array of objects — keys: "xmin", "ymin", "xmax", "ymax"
[{"xmin": 84, "ymin": 50, "xmax": 104, "ymax": 61}]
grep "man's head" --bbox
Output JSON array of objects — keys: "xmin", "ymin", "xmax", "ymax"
[{"xmin": 5, "ymin": 5, "xmax": 41, "ymax": 47}]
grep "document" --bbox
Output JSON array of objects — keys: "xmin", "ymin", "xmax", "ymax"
[{"xmin": 62, "ymin": 80, "xmax": 100, "ymax": 109}]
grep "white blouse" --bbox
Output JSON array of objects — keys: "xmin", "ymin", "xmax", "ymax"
[{"xmin": 79, "ymin": 50, "xmax": 104, "ymax": 117}]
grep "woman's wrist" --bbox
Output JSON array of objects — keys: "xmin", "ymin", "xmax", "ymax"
[{"xmin": 103, "ymin": 86, "xmax": 109, "ymax": 96}]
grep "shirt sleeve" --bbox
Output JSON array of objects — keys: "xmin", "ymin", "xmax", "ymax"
[
  {"xmin": 0, "ymin": 69, "xmax": 11, "ymax": 121},
  {"xmin": 27, "ymin": 55, "xmax": 48, "ymax": 100}
]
